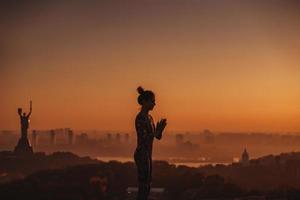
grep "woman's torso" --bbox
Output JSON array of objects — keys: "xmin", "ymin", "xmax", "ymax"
[{"xmin": 135, "ymin": 112, "xmax": 155, "ymax": 158}]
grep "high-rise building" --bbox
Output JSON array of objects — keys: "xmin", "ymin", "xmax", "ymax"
[
  {"xmin": 76, "ymin": 133, "xmax": 89, "ymax": 145},
  {"xmin": 50, "ymin": 130, "xmax": 56, "ymax": 145},
  {"xmin": 240, "ymin": 148, "xmax": 250, "ymax": 166},
  {"xmin": 107, "ymin": 133, "xmax": 112, "ymax": 142},
  {"xmin": 116, "ymin": 133, "xmax": 121, "ymax": 143},
  {"xmin": 68, "ymin": 129, "xmax": 73, "ymax": 145}
]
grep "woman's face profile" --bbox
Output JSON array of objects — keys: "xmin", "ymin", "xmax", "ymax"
[{"xmin": 143, "ymin": 96, "xmax": 156, "ymax": 111}]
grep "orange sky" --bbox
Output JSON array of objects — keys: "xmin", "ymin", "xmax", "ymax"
[{"xmin": 0, "ymin": 1, "xmax": 299, "ymax": 132}]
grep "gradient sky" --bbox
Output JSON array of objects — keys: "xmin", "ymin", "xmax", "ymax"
[{"xmin": 1, "ymin": 0, "xmax": 299, "ymax": 132}]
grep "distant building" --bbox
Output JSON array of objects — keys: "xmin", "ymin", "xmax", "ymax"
[
  {"xmin": 54, "ymin": 128, "xmax": 68, "ymax": 144},
  {"xmin": 116, "ymin": 133, "xmax": 121, "ymax": 143},
  {"xmin": 67, "ymin": 129, "xmax": 73, "ymax": 145},
  {"xmin": 76, "ymin": 133, "xmax": 89, "ymax": 145},
  {"xmin": 50, "ymin": 130, "xmax": 56, "ymax": 145},
  {"xmin": 106, "ymin": 133, "xmax": 112, "ymax": 142},
  {"xmin": 240, "ymin": 148, "xmax": 249, "ymax": 166}
]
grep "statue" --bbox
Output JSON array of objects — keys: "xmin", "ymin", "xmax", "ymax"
[
  {"xmin": 18, "ymin": 100, "xmax": 32, "ymax": 139},
  {"xmin": 14, "ymin": 100, "xmax": 33, "ymax": 155}
]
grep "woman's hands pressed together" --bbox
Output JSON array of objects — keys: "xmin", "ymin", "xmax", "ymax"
[{"xmin": 156, "ymin": 118, "xmax": 167, "ymax": 137}]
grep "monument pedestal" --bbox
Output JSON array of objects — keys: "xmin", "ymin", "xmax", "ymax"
[{"xmin": 14, "ymin": 137, "xmax": 33, "ymax": 155}]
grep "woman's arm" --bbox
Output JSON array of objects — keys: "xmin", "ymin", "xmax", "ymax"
[
  {"xmin": 154, "ymin": 122, "xmax": 162, "ymax": 140},
  {"xmin": 154, "ymin": 119, "xmax": 167, "ymax": 140},
  {"xmin": 136, "ymin": 114, "xmax": 149, "ymax": 140}
]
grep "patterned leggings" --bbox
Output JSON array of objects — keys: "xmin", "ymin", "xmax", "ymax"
[{"xmin": 134, "ymin": 150, "xmax": 152, "ymax": 200}]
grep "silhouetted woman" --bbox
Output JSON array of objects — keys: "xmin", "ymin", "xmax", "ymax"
[{"xmin": 134, "ymin": 86, "xmax": 167, "ymax": 200}]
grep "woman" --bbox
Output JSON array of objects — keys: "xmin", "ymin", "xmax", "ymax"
[{"xmin": 134, "ymin": 86, "xmax": 167, "ymax": 200}]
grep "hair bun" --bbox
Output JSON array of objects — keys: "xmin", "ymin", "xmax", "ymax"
[{"xmin": 137, "ymin": 86, "xmax": 144, "ymax": 94}]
